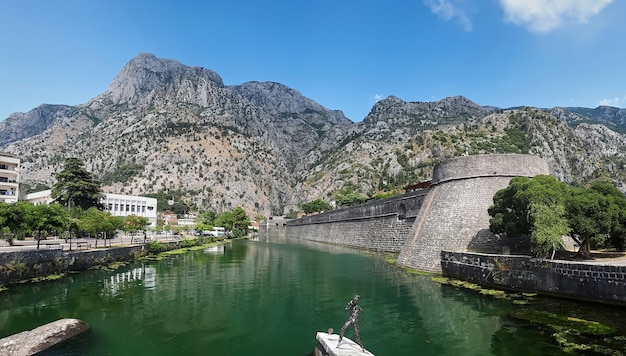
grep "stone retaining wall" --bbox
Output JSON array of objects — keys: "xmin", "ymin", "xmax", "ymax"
[
  {"xmin": 441, "ymin": 251, "xmax": 626, "ymax": 305},
  {"xmin": 0, "ymin": 241, "xmax": 181, "ymax": 285}
]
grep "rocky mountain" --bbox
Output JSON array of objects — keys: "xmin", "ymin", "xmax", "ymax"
[{"xmin": 3, "ymin": 53, "xmax": 626, "ymax": 217}]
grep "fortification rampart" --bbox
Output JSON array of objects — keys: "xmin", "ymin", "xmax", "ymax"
[
  {"xmin": 281, "ymin": 190, "xmax": 428, "ymax": 252},
  {"xmin": 397, "ymin": 154, "xmax": 549, "ymax": 273},
  {"xmin": 273, "ymin": 154, "xmax": 549, "ymax": 271},
  {"xmin": 441, "ymin": 251, "xmax": 626, "ymax": 305}
]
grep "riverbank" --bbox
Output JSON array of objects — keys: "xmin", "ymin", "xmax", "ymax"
[{"xmin": 0, "ymin": 235, "xmax": 230, "ymax": 288}]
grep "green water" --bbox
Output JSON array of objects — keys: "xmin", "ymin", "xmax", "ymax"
[{"xmin": 0, "ymin": 238, "xmax": 624, "ymax": 355}]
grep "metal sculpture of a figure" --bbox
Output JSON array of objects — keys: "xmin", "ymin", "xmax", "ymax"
[{"xmin": 337, "ymin": 295, "xmax": 364, "ymax": 351}]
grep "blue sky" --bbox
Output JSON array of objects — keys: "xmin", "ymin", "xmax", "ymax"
[{"xmin": 1, "ymin": 0, "xmax": 624, "ymax": 122}]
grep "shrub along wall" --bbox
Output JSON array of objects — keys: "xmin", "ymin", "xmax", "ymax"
[{"xmin": 441, "ymin": 251, "xmax": 626, "ymax": 305}]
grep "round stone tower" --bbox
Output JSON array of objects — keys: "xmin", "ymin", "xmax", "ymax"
[{"xmin": 396, "ymin": 154, "xmax": 550, "ymax": 273}]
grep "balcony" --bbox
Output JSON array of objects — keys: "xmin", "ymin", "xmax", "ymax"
[
  {"xmin": 0, "ymin": 165, "xmax": 18, "ymax": 177},
  {"xmin": 0, "ymin": 189, "xmax": 17, "ymax": 203}
]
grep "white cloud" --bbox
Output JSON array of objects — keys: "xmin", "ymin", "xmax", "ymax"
[
  {"xmin": 599, "ymin": 96, "xmax": 626, "ymax": 108},
  {"xmin": 499, "ymin": 0, "xmax": 614, "ymax": 33},
  {"xmin": 370, "ymin": 94, "xmax": 384, "ymax": 105},
  {"xmin": 424, "ymin": 0, "xmax": 473, "ymax": 31}
]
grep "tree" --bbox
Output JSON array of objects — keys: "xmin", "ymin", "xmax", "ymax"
[
  {"xmin": 565, "ymin": 182, "xmax": 626, "ymax": 258},
  {"xmin": 27, "ymin": 204, "xmax": 70, "ymax": 249},
  {"xmin": 230, "ymin": 206, "xmax": 250, "ymax": 238},
  {"xmin": 214, "ymin": 207, "xmax": 250, "ymax": 238},
  {"xmin": 285, "ymin": 209, "xmax": 299, "ymax": 219},
  {"xmin": 123, "ymin": 214, "xmax": 151, "ymax": 244},
  {"xmin": 489, "ymin": 176, "xmax": 569, "ymax": 236},
  {"xmin": 588, "ymin": 182, "xmax": 626, "ymax": 251},
  {"xmin": 52, "ymin": 157, "xmax": 105, "ymax": 210},
  {"xmin": 195, "ymin": 211, "xmax": 216, "ymax": 231},
  {"xmin": 333, "ymin": 189, "xmax": 368, "ymax": 207},
  {"xmin": 0, "ymin": 202, "xmax": 30, "ymax": 243},
  {"xmin": 489, "ymin": 175, "xmax": 626, "ymax": 259},
  {"xmin": 78, "ymin": 207, "xmax": 106, "ymax": 247},
  {"xmin": 529, "ymin": 203, "xmax": 570, "ymax": 259},
  {"xmin": 489, "ymin": 175, "xmax": 570, "ymax": 258},
  {"xmin": 215, "ymin": 211, "xmax": 235, "ymax": 231},
  {"xmin": 300, "ymin": 199, "xmax": 332, "ymax": 214},
  {"xmin": 170, "ymin": 201, "xmax": 190, "ymax": 216}
]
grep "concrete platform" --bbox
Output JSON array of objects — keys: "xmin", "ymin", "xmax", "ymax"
[{"xmin": 315, "ymin": 332, "xmax": 374, "ymax": 356}]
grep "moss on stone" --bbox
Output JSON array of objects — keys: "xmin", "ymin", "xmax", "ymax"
[
  {"xmin": 510, "ymin": 309, "xmax": 616, "ymax": 336},
  {"xmin": 162, "ymin": 242, "xmax": 223, "ymax": 255},
  {"xmin": 28, "ymin": 273, "xmax": 66, "ymax": 283},
  {"xmin": 94, "ymin": 261, "xmax": 129, "ymax": 272},
  {"xmin": 404, "ymin": 268, "xmax": 432, "ymax": 275},
  {"xmin": 432, "ymin": 276, "xmax": 482, "ymax": 291},
  {"xmin": 479, "ymin": 289, "xmax": 507, "ymax": 298}
]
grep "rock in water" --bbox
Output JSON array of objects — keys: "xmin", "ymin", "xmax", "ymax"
[{"xmin": 0, "ymin": 318, "xmax": 90, "ymax": 356}]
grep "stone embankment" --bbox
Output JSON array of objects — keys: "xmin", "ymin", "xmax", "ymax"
[
  {"xmin": 441, "ymin": 251, "xmax": 626, "ymax": 305},
  {"xmin": 0, "ymin": 240, "xmax": 182, "ymax": 286}
]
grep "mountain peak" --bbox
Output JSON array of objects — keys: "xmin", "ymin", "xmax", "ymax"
[{"xmin": 100, "ymin": 53, "xmax": 224, "ymax": 106}]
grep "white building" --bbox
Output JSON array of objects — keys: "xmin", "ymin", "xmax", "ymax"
[
  {"xmin": 0, "ymin": 151, "xmax": 20, "ymax": 204},
  {"xmin": 23, "ymin": 190, "xmax": 158, "ymax": 227},
  {"xmin": 23, "ymin": 189, "xmax": 52, "ymax": 205},
  {"xmin": 102, "ymin": 193, "xmax": 158, "ymax": 227}
]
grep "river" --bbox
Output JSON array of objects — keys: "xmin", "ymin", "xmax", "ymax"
[{"xmin": 0, "ymin": 238, "xmax": 624, "ymax": 355}]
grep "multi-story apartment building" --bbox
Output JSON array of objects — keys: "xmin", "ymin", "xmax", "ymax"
[{"xmin": 0, "ymin": 151, "xmax": 20, "ymax": 203}]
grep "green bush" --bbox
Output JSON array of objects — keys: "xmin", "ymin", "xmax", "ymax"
[{"xmin": 146, "ymin": 241, "xmax": 167, "ymax": 254}]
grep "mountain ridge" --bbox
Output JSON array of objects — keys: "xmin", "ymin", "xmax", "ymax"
[{"xmin": 3, "ymin": 53, "xmax": 626, "ymax": 216}]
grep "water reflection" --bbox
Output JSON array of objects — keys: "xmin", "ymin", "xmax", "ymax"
[
  {"xmin": 203, "ymin": 244, "xmax": 226, "ymax": 255},
  {"xmin": 101, "ymin": 265, "xmax": 156, "ymax": 296},
  {"xmin": 0, "ymin": 239, "xmax": 624, "ymax": 355}
]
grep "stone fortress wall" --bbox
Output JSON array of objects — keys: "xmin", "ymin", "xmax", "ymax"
[
  {"xmin": 282, "ymin": 189, "xmax": 428, "ymax": 253},
  {"xmin": 263, "ymin": 154, "xmax": 549, "ymax": 265},
  {"xmin": 262, "ymin": 154, "xmax": 626, "ymax": 305},
  {"xmin": 397, "ymin": 154, "xmax": 550, "ymax": 272}
]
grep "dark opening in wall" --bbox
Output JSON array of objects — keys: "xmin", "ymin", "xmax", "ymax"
[{"xmin": 397, "ymin": 203, "xmax": 406, "ymax": 220}]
